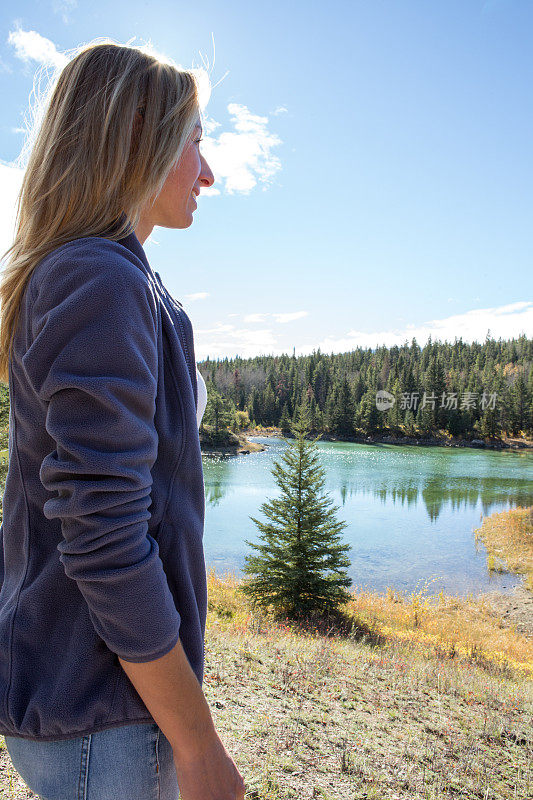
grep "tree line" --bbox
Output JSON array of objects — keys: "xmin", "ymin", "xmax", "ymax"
[{"xmin": 199, "ymin": 334, "xmax": 533, "ymax": 441}]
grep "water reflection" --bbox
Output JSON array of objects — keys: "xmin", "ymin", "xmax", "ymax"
[
  {"xmin": 201, "ymin": 437, "xmax": 532, "ymax": 597},
  {"xmin": 203, "ymin": 442, "xmax": 531, "ymax": 522}
]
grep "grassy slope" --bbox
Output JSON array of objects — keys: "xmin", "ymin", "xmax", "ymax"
[{"xmin": 1, "ymin": 510, "xmax": 532, "ymax": 799}]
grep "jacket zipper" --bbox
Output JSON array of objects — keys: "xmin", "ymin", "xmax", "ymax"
[
  {"xmin": 174, "ymin": 309, "xmax": 198, "ymax": 411},
  {"xmin": 175, "ymin": 312, "xmax": 191, "ymax": 377},
  {"xmin": 154, "ymin": 273, "xmax": 195, "ymax": 391}
]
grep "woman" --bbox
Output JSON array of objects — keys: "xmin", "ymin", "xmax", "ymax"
[{"xmin": 0, "ymin": 41, "xmax": 246, "ymax": 800}]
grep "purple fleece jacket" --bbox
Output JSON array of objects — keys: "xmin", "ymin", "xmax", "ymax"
[{"xmin": 0, "ymin": 231, "xmax": 207, "ymax": 741}]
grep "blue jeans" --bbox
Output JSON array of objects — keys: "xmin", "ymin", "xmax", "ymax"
[{"xmin": 4, "ymin": 722, "xmax": 180, "ymax": 799}]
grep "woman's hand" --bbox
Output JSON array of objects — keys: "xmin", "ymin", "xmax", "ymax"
[{"xmin": 173, "ymin": 726, "xmax": 247, "ymax": 800}]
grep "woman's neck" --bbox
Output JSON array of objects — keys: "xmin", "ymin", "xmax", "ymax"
[{"xmin": 134, "ymin": 218, "xmax": 154, "ymax": 245}]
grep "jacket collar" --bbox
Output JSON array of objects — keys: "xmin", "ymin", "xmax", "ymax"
[
  {"xmin": 117, "ymin": 229, "xmax": 150, "ymax": 270},
  {"xmin": 103, "ymin": 213, "xmax": 151, "ymax": 274}
]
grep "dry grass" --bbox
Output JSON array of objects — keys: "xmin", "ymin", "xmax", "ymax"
[
  {"xmin": 474, "ymin": 506, "xmax": 533, "ymax": 591},
  {"xmin": 1, "ymin": 508, "xmax": 533, "ymax": 799},
  {"xmin": 345, "ymin": 578, "xmax": 533, "ymax": 680},
  {"xmin": 203, "ymin": 567, "xmax": 533, "ymax": 799}
]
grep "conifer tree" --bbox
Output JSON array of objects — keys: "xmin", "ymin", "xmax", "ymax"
[
  {"xmin": 241, "ymin": 404, "xmax": 352, "ymax": 620},
  {"xmin": 479, "ymin": 405, "xmax": 498, "ymax": 439},
  {"xmin": 388, "ymin": 377, "xmax": 403, "ymax": 430},
  {"xmin": 202, "ymin": 386, "xmax": 234, "ymax": 438},
  {"xmin": 262, "ymin": 382, "xmax": 276, "ymax": 425},
  {"xmin": 510, "ymin": 372, "xmax": 528, "ymax": 435},
  {"xmin": 356, "ymin": 388, "xmax": 381, "ymax": 434},
  {"xmin": 279, "ymin": 402, "xmax": 292, "ymax": 435},
  {"xmin": 417, "ymin": 398, "xmax": 434, "ymax": 435},
  {"xmin": 527, "ymin": 367, "xmax": 533, "ymax": 436},
  {"xmin": 308, "ymin": 396, "xmax": 320, "ymax": 433},
  {"xmin": 330, "ymin": 375, "xmax": 355, "ymax": 436}
]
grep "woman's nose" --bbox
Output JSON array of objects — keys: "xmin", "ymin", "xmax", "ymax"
[{"xmin": 200, "ymin": 156, "xmax": 215, "ymax": 188}]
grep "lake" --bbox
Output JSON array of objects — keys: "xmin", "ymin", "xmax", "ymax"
[{"xmin": 202, "ymin": 436, "xmax": 533, "ymax": 600}]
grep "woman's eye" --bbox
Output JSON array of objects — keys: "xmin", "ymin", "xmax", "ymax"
[{"xmin": 196, "ymin": 137, "xmax": 203, "ymax": 144}]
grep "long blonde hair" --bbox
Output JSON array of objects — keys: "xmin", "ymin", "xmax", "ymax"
[{"xmin": 0, "ymin": 40, "xmax": 204, "ymax": 383}]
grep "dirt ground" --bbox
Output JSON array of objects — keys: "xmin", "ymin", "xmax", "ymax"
[{"xmin": 477, "ymin": 580, "xmax": 533, "ymax": 639}]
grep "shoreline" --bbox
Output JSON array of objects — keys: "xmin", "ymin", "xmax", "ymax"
[
  {"xmin": 476, "ymin": 579, "xmax": 533, "ymax": 639},
  {"xmin": 200, "ymin": 435, "xmax": 266, "ymax": 456},
  {"xmin": 243, "ymin": 427, "xmax": 533, "ymax": 451}
]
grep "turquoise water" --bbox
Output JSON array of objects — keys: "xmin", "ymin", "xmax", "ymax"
[{"xmin": 202, "ymin": 436, "xmax": 533, "ymax": 599}]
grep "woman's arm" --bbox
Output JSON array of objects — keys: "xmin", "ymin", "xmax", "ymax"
[
  {"xmin": 119, "ymin": 639, "xmax": 247, "ymax": 800},
  {"xmin": 24, "ymin": 249, "xmax": 182, "ymax": 661},
  {"xmin": 119, "ymin": 638, "xmax": 214, "ymax": 753}
]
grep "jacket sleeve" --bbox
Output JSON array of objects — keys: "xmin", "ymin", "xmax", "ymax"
[{"xmin": 21, "ymin": 244, "xmax": 182, "ymax": 663}]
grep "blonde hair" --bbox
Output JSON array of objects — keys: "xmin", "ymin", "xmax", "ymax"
[{"xmin": 0, "ymin": 40, "xmax": 205, "ymax": 383}]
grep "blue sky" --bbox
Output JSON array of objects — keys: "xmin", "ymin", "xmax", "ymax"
[{"xmin": 1, "ymin": 0, "xmax": 532, "ymax": 360}]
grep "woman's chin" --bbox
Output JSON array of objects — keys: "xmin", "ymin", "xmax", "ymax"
[{"xmin": 161, "ymin": 214, "xmax": 194, "ymax": 230}]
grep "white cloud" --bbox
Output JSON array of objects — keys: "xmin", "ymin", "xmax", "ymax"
[
  {"xmin": 295, "ymin": 302, "xmax": 533, "ymax": 356},
  {"xmin": 243, "ymin": 312, "xmax": 268, "ymax": 323},
  {"xmin": 7, "ymin": 28, "xmax": 68, "ymax": 68},
  {"xmin": 0, "ymin": 162, "xmax": 24, "ymax": 258},
  {"xmin": 243, "ymin": 311, "xmax": 308, "ymax": 324},
  {"xmin": 185, "ymin": 291, "xmax": 209, "ymax": 302},
  {"xmin": 204, "ymin": 118, "xmax": 221, "ymax": 135},
  {"xmin": 196, "ymin": 301, "xmax": 532, "ymax": 361},
  {"xmin": 200, "ymin": 103, "xmax": 282, "ymax": 195},
  {"xmin": 195, "ymin": 321, "xmax": 279, "ymax": 360},
  {"xmin": 273, "ymin": 311, "xmax": 308, "ymax": 323}
]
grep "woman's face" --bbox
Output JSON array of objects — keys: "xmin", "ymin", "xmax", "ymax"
[{"xmin": 137, "ymin": 121, "xmax": 214, "ymax": 239}]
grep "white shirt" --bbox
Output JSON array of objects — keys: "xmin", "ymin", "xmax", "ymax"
[{"xmin": 196, "ymin": 366, "xmax": 207, "ymax": 428}]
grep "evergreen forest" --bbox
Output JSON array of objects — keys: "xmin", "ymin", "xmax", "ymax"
[{"xmin": 199, "ymin": 334, "xmax": 533, "ymax": 442}]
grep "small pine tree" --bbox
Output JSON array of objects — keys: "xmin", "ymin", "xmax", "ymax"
[
  {"xmin": 356, "ymin": 388, "xmax": 381, "ymax": 434},
  {"xmin": 202, "ymin": 386, "xmax": 234, "ymax": 437},
  {"xmin": 279, "ymin": 402, "xmax": 292, "ymax": 435},
  {"xmin": 510, "ymin": 372, "xmax": 528, "ymax": 435},
  {"xmin": 241, "ymin": 404, "xmax": 352, "ymax": 621},
  {"xmin": 329, "ymin": 376, "xmax": 355, "ymax": 437},
  {"xmin": 479, "ymin": 406, "xmax": 498, "ymax": 439}
]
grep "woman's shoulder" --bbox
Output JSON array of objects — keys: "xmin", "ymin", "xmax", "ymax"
[
  {"xmin": 34, "ymin": 235, "xmax": 147, "ymax": 277},
  {"xmin": 29, "ymin": 235, "xmax": 152, "ymax": 303}
]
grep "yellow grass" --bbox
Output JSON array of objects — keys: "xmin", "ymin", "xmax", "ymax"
[
  {"xmin": 208, "ymin": 568, "xmax": 533, "ymax": 680},
  {"xmin": 474, "ymin": 505, "xmax": 533, "ymax": 591}
]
